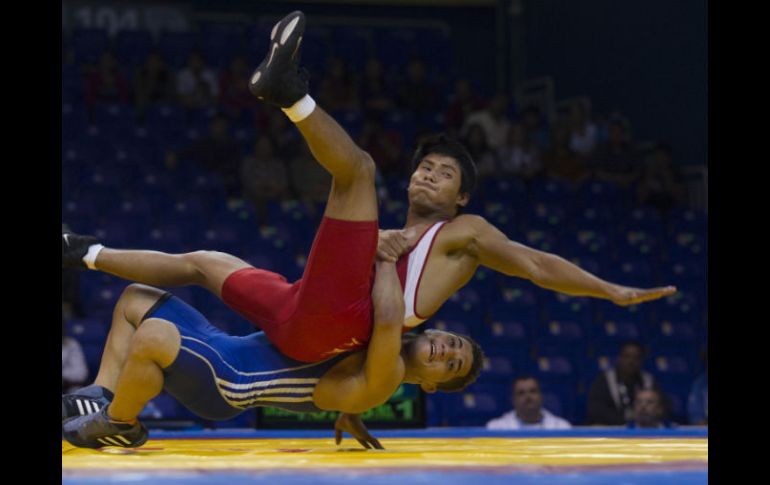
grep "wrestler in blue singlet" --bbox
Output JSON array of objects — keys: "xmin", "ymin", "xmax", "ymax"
[{"xmin": 144, "ymin": 293, "xmax": 348, "ymax": 420}]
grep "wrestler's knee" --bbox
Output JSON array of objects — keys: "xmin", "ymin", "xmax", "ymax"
[{"xmin": 130, "ymin": 318, "xmax": 180, "ymax": 366}]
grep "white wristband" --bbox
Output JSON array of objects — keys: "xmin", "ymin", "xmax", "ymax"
[
  {"xmin": 83, "ymin": 244, "xmax": 104, "ymax": 270},
  {"xmin": 281, "ymin": 94, "xmax": 316, "ymax": 123}
]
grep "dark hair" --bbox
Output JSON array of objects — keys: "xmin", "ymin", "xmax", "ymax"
[
  {"xmin": 512, "ymin": 375, "xmax": 541, "ymax": 390},
  {"xmin": 435, "ymin": 333, "xmax": 485, "ymax": 393},
  {"xmin": 410, "ymin": 133, "xmax": 478, "ymax": 198},
  {"xmin": 619, "ymin": 340, "xmax": 646, "ymax": 356}
]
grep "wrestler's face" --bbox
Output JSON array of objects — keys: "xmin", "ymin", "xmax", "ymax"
[
  {"xmin": 408, "ymin": 154, "xmax": 469, "ymax": 216},
  {"xmin": 403, "ymin": 330, "xmax": 474, "ymax": 392}
]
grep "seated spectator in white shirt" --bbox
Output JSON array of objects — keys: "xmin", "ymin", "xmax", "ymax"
[
  {"xmin": 62, "ymin": 320, "xmax": 88, "ymax": 393},
  {"xmin": 486, "ymin": 376, "xmax": 572, "ymax": 430}
]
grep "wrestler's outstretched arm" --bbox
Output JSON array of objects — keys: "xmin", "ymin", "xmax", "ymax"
[{"xmin": 465, "ymin": 215, "xmax": 677, "ymax": 305}]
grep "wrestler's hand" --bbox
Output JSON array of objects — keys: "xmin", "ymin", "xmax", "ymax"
[
  {"xmin": 607, "ymin": 284, "xmax": 677, "ymax": 306},
  {"xmin": 334, "ymin": 413, "xmax": 384, "ymax": 450},
  {"xmin": 377, "ymin": 230, "xmax": 410, "ymax": 263}
]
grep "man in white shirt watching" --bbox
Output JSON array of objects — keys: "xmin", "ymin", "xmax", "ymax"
[{"xmin": 486, "ymin": 376, "xmax": 571, "ymax": 430}]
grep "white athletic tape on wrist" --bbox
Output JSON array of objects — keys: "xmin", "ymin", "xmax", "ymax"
[
  {"xmin": 83, "ymin": 244, "xmax": 104, "ymax": 270},
  {"xmin": 281, "ymin": 94, "xmax": 316, "ymax": 122}
]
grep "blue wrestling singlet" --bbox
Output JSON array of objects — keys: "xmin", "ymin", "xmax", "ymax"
[{"xmin": 142, "ymin": 294, "xmax": 349, "ymax": 421}]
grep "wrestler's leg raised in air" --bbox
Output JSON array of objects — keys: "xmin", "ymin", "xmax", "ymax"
[{"xmin": 249, "ymin": 10, "xmax": 377, "ymax": 221}]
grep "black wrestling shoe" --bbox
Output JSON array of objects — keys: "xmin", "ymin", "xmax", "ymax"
[
  {"xmin": 248, "ymin": 10, "xmax": 309, "ymax": 108},
  {"xmin": 62, "ymin": 384, "xmax": 115, "ymax": 422},
  {"xmin": 62, "ymin": 406, "xmax": 148, "ymax": 449},
  {"xmin": 62, "ymin": 232, "xmax": 99, "ymax": 269}
]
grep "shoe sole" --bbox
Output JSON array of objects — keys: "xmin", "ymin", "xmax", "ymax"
[{"xmin": 249, "ymin": 11, "xmax": 306, "ymax": 98}]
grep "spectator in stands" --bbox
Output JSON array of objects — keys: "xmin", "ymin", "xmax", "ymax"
[
  {"xmin": 687, "ymin": 350, "xmax": 708, "ymax": 425},
  {"xmin": 62, "ymin": 318, "xmax": 88, "ymax": 393},
  {"xmin": 240, "ymin": 135, "xmax": 291, "ymax": 224},
  {"xmin": 486, "ymin": 376, "xmax": 572, "ymax": 430},
  {"xmin": 219, "ymin": 54, "xmax": 259, "ymax": 120},
  {"xmin": 176, "ymin": 51, "xmax": 219, "ymax": 109},
  {"xmin": 462, "ymin": 123, "xmax": 499, "ymax": 181},
  {"xmin": 462, "ymin": 93, "xmax": 512, "ymax": 150},
  {"xmin": 289, "ymin": 141, "xmax": 332, "ymax": 216},
  {"xmin": 133, "ymin": 51, "xmax": 175, "ymax": 117},
  {"xmin": 542, "ymin": 124, "xmax": 589, "ymax": 185},
  {"xmin": 85, "ymin": 50, "xmax": 130, "ymax": 110},
  {"xmin": 359, "ymin": 116, "xmax": 403, "ymax": 177},
  {"xmin": 497, "ymin": 122, "xmax": 543, "ymax": 180},
  {"xmin": 586, "ymin": 341, "xmax": 663, "ymax": 425},
  {"xmin": 360, "ymin": 58, "xmax": 394, "ymax": 122},
  {"xmin": 318, "ymin": 57, "xmax": 360, "ymax": 113},
  {"xmin": 591, "ymin": 114, "xmax": 640, "ymax": 189},
  {"xmin": 395, "ymin": 58, "xmax": 439, "ymax": 116},
  {"xmin": 444, "ymin": 78, "xmax": 485, "ymax": 137},
  {"xmin": 636, "ymin": 141, "xmax": 687, "ymax": 213},
  {"xmin": 628, "ymin": 389, "xmax": 673, "ymax": 428},
  {"xmin": 170, "ymin": 113, "xmax": 241, "ymax": 198},
  {"xmin": 567, "ymin": 101, "xmax": 598, "ymax": 159}
]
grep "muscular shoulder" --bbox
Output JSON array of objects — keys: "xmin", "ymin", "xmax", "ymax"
[
  {"xmin": 441, "ymin": 214, "xmax": 489, "ymax": 242},
  {"xmin": 439, "ymin": 214, "xmax": 499, "ymax": 254}
]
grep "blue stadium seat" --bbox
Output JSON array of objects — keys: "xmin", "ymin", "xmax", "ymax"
[
  {"xmin": 487, "ymin": 283, "xmax": 539, "ymax": 331},
  {"xmin": 533, "ymin": 322, "xmax": 585, "ymax": 368},
  {"xmin": 480, "ymin": 320, "xmax": 529, "ymax": 369},
  {"xmin": 434, "ymin": 287, "xmax": 485, "ymax": 328},
  {"xmin": 540, "ymin": 391, "xmax": 565, "ymax": 420},
  {"xmin": 649, "ymin": 321, "xmax": 698, "ymax": 365},
  {"xmin": 571, "ymin": 206, "xmax": 615, "ymax": 231},
  {"xmin": 669, "ymin": 208, "xmax": 707, "ymax": 234},
  {"xmin": 609, "ymin": 259, "xmax": 656, "ymax": 288},
  {"xmin": 443, "ymin": 391, "xmax": 502, "ymax": 427},
  {"xmin": 615, "ymin": 227, "xmax": 661, "ymax": 260},
  {"xmin": 571, "ymin": 229, "xmax": 613, "ymax": 258},
  {"xmin": 92, "ymin": 103, "xmax": 138, "ymax": 140},
  {"xmin": 578, "ymin": 179, "xmax": 629, "ymax": 212},
  {"xmin": 623, "ymin": 208, "xmax": 664, "ymax": 234},
  {"xmin": 651, "ymin": 354, "xmax": 691, "ymax": 377},
  {"xmin": 479, "ymin": 176, "xmax": 529, "ymax": 208},
  {"xmin": 529, "ymin": 178, "xmax": 574, "ymax": 205},
  {"xmin": 652, "ymin": 290, "xmax": 701, "ymax": 323},
  {"xmin": 591, "ymin": 320, "xmax": 641, "ymax": 347},
  {"xmin": 542, "ymin": 293, "xmax": 594, "ymax": 327},
  {"xmin": 481, "ymin": 202, "xmax": 519, "ymax": 234},
  {"xmin": 479, "ymin": 355, "xmax": 517, "ymax": 380},
  {"xmin": 528, "ymin": 202, "xmax": 569, "ymax": 234}
]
